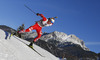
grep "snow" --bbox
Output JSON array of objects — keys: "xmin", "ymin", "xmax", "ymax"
[{"xmin": 0, "ymin": 29, "xmax": 59, "ymax": 60}]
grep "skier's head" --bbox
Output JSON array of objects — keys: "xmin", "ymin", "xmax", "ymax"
[
  {"xmin": 50, "ymin": 18, "xmax": 55, "ymax": 23},
  {"xmin": 48, "ymin": 17, "xmax": 57, "ymax": 24}
]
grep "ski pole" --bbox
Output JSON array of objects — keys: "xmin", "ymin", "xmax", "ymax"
[{"xmin": 24, "ymin": 4, "xmax": 36, "ymax": 14}]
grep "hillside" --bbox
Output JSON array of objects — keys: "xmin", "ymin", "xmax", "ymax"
[{"xmin": 0, "ymin": 29, "xmax": 59, "ymax": 60}]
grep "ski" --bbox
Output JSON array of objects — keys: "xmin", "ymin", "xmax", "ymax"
[
  {"xmin": 26, "ymin": 44, "xmax": 45, "ymax": 57},
  {"xmin": 13, "ymin": 36, "xmax": 45, "ymax": 57},
  {"xmin": 33, "ymin": 48, "xmax": 45, "ymax": 57}
]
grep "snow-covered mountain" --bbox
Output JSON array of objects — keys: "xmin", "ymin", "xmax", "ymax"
[
  {"xmin": 0, "ymin": 29, "xmax": 59, "ymax": 60},
  {"xmin": 40, "ymin": 31, "xmax": 89, "ymax": 51},
  {"xmin": 21, "ymin": 31, "xmax": 89, "ymax": 51}
]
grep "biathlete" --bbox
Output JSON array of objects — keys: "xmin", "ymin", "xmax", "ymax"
[{"xmin": 19, "ymin": 13, "xmax": 57, "ymax": 48}]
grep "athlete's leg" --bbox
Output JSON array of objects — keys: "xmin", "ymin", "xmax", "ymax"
[
  {"xmin": 19, "ymin": 23, "xmax": 38, "ymax": 33},
  {"xmin": 24, "ymin": 26, "xmax": 34, "ymax": 32},
  {"xmin": 34, "ymin": 28, "xmax": 42, "ymax": 42}
]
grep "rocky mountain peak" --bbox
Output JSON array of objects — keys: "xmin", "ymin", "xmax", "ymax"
[
  {"xmin": 40, "ymin": 31, "xmax": 89, "ymax": 51},
  {"xmin": 52, "ymin": 31, "xmax": 68, "ymax": 40}
]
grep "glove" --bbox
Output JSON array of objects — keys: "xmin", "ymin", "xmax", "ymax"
[{"xmin": 36, "ymin": 13, "xmax": 39, "ymax": 16}]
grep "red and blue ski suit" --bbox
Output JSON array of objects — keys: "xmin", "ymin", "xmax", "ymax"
[{"xmin": 23, "ymin": 14, "xmax": 53, "ymax": 42}]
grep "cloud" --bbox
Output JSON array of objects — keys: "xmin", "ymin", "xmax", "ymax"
[{"xmin": 85, "ymin": 42, "xmax": 100, "ymax": 45}]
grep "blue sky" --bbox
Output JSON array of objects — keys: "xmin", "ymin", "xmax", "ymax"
[{"xmin": 0, "ymin": 0, "xmax": 100, "ymax": 53}]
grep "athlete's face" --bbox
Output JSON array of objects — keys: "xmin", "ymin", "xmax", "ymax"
[{"xmin": 47, "ymin": 20, "xmax": 51, "ymax": 24}]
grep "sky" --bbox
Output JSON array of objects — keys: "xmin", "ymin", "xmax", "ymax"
[{"xmin": 0, "ymin": 0, "xmax": 100, "ymax": 53}]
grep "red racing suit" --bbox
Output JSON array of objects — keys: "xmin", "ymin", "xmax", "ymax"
[{"xmin": 23, "ymin": 14, "xmax": 53, "ymax": 42}]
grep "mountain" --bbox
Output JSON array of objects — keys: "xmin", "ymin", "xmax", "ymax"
[
  {"xmin": 0, "ymin": 25, "xmax": 16, "ymax": 33},
  {"xmin": 98, "ymin": 53, "xmax": 100, "ymax": 60},
  {"xmin": 0, "ymin": 29, "xmax": 59, "ymax": 60},
  {"xmin": 40, "ymin": 31, "xmax": 89, "ymax": 51}
]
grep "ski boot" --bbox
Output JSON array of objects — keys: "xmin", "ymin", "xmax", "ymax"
[{"xmin": 28, "ymin": 42, "xmax": 34, "ymax": 49}]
